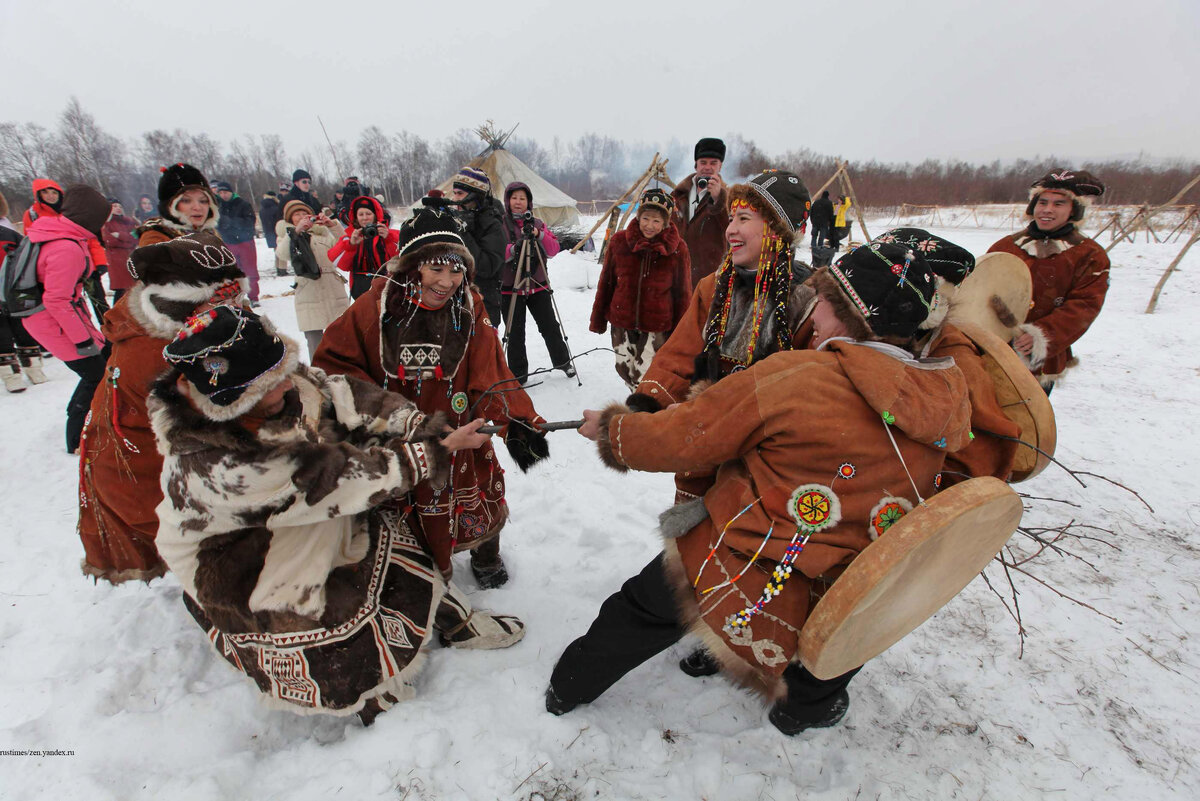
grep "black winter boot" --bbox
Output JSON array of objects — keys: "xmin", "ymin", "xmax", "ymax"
[{"xmin": 768, "ymin": 689, "xmax": 849, "ymax": 736}]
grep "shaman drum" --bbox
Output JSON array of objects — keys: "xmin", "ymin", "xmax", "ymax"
[
  {"xmin": 954, "ymin": 321, "xmax": 1057, "ymax": 482},
  {"xmin": 798, "ymin": 476, "xmax": 1022, "ymax": 680},
  {"xmin": 947, "ymin": 252, "xmax": 1032, "ymax": 341}
]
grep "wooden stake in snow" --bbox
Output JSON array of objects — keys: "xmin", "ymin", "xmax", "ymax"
[{"xmin": 1145, "ymin": 226, "xmax": 1200, "ymax": 314}]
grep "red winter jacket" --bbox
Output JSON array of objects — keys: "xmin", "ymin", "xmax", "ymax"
[
  {"xmin": 327, "ymin": 195, "xmax": 399, "ymax": 279},
  {"xmin": 590, "ymin": 218, "xmax": 692, "ymax": 335},
  {"xmin": 101, "ymin": 214, "xmax": 139, "ymax": 290}
]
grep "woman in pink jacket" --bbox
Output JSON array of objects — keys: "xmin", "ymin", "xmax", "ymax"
[{"xmin": 23, "ymin": 185, "xmax": 112, "ymax": 453}]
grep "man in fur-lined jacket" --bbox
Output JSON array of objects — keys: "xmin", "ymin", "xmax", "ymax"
[
  {"xmin": 987, "ymin": 169, "xmax": 1110, "ymax": 391},
  {"xmin": 148, "ymin": 305, "xmax": 525, "ymax": 724},
  {"xmin": 546, "ymin": 242, "xmax": 972, "ymax": 737}
]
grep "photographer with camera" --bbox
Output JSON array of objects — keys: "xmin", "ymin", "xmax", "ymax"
[
  {"xmin": 278, "ymin": 199, "xmax": 349, "ymax": 359},
  {"xmin": 335, "ymin": 176, "xmax": 372, "ymax": 226},
  {"xmin": 449, "ymin": 167, "xmax": 506, "ymax": 326},
  {"xmin": 671, "ymin": 137, "xmax": 730, "ymax": 286},
  {"xmin": 500, "ymin": 182, "xmax": 572, "ymax": 382},
  {"xmin": 328, "ymin": 195, "xmax": 400, "ymax": 299}
]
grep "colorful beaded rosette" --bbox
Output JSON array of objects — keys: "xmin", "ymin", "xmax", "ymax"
[
  {"xmin": 724, "ymin": 484, "xmax": 842, "ymax": 633},
  {"xmin": 868, "ymin": 496, "xmax": 912, "ymax": 541}
]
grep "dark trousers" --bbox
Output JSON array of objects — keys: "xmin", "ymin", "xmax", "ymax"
[
  {"xmin": 0, "ymin": 314, "xmax": 38, "ymax": 354},
  {"xmin": 65, "ymin": 354, "xmax": 107, "ymax": 452},
  {"xmin": 810, "ymin": 223, "xmax": 830, "ymax": 250},
  {"xmin": 480, "ymin": 281, "xmax": 503, "ymax": 331},
  {"xmin": 550, "ymin": 553, "xmax": 861, "ymax": 722},
  {"xmin": 349, "ymin": 271, "xmax": 375, "ymax": 300},
  {"xmin": 503, "ymin": 290, "xmax": 570, "ymax": 379}
]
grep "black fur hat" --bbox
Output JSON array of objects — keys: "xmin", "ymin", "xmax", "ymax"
[
  {"xmin": 157, "ymin": 163, "xmax": 215, "ymax": 222},
  {"xmin": 824, "ymin": 241, "xmax": 937, "ymax": 339},
  {"xmin": 164, "ymin": 305, "xmax": 298, "ymax": 421},
  {"xmin": 127, "ymin": 231, "xmax": 245, "ymax": 287},
  {"xmin": 694, "ymin": 137, "xmax": 726, "ymax": 162}
]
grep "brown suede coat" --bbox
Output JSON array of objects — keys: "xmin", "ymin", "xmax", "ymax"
[
  {"xmin": 987, "ymin": 229, "xmax": 1109, "ymax": 378},
  {"xmin": 313, "ymin": 280, "xmax": 543, "ymax": 575},
  {"xmin": 925, "ymin": 324, "xmax": 1021, "ymax": 485},
  {"xmin": 635, "ymin": 271, "xmax": 816, "ymax": 502},
  {"xmin": 77, "ymin": 295, "xmax": 172, "ymax": 583},
  {"xmin": 672, "ymin": 173, "xmax": 730, "ymax": 286},
  {"xmin": 599, "ymin": 341, "xmax": 971, "ymax": 697}
]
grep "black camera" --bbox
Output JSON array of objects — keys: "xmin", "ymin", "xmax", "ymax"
[
  {"xmin": 362, "ymin": 223, "xmax": 379, "ymax": 237},
  {"xmin": 696, "ymin": 176, "xmax": 710, "ymax": 191}
]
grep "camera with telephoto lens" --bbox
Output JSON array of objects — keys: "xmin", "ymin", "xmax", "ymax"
[
  {"xmin": 696, "ymin": 176, "xmax": 710, "ymax": 191},
  {"xmin": 361, "ymin": 223, "xmax": 379, "ymax": 237}
]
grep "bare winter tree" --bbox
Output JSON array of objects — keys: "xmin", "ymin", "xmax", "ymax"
[
  {"xmin": 394, "ymin": 130, "xmax": 437, "ymax": 204},
  {"xmin": 357, "ymin": 125, "xmax": 396, "ymax": 203},
  {"xmin": 56, "ymin": 96, "xmax": 127, "ymax": 191}
]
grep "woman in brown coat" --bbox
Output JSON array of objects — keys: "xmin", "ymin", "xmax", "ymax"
[
  {"xmin": 313, "ymin": 202, "xmax": 549, "ymax": 590},
  {"xmin": 77, "ymin": 233, "xmax": 246, "ymax": 583},
  {"xmin": 589, "ymin": 188, "xmax": 692, "ymax": 390}
]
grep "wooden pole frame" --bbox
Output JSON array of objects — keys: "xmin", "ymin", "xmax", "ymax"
[
  {"xmin": 1145, "ymin": 226, "xmax": 1200, "ymax": 314},
  {"xmin": 570, "ymin": 154, "xmax": 660, "ymax": 254}
]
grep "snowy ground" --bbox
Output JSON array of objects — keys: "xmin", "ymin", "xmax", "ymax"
[{"xmin": 2, "ymin": 214, "xmax": 1198, "ymax": 800}]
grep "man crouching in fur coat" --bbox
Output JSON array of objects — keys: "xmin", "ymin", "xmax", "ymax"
[
  {"xmin": 987, "ymin": 169, "xmax": 1109, "ymax": 392},
  {"xmin": 148, "ymin": 305, "xmax": 525, "ymax": 724},
  {"xmin": 546, "ymin": 242, "xmax": 972, "ymax": 736}
]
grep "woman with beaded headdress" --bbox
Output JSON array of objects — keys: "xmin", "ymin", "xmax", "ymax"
[
  {"xmin": 611, "ymin": 169, "xmax": 816, "ymax": 677},
  {"xmin": 314, "ymin": 201, "xmax": 550, "ymax": 592}
]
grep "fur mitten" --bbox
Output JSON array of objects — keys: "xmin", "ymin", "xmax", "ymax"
[
  {"xmin": 624, "ymin": 392, "xmax": 663, "ymax": 414},
  {"xmin": 504, "ymin": 420, "xmax": 549, "ymax": 472}
]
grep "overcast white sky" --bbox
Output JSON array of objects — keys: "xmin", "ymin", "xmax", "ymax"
[{"xmin": 3, "ymin": 0, "xmax": 1196, "ymax": 166}]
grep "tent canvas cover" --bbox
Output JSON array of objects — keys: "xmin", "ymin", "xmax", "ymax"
[{"xmin": 416, "ymin": 147, "xmax": 581, "ymax": 229}]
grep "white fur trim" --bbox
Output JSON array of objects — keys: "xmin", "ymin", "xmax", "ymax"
[
  {"xmin": 126, "ymin": 278, "xmax": 250, "ymax": 339},
  {"xmin": 1016, "ymin": 322, "xmax": 1049, "ymax": 371}
]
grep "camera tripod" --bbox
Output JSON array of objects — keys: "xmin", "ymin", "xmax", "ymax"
[{"xmin": 501, "ymin": 230, "xmax": 581, "ymax": 386}]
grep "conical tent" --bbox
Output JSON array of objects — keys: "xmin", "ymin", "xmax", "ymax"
[{"xmin": 414, "ymin": 141, "xmax": 581, "ymax": 229}]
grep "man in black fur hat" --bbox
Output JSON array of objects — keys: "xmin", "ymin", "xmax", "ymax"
[{"xmin": 671, "ymin": 137, "xmax": 730, "ymax": 286}]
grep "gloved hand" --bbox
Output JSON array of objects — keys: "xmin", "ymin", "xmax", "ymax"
[{"xmin": 75, "ymin": 340, "xmax": 101, "ymax": 358}]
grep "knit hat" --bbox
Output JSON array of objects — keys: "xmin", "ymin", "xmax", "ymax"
[
  {"xmin": 694, "ymin": 137, "xmax": 726, "ymax": 162},
  {"xmin": 211, "ymin": 180, "xmax": 233, "ymax": 193},
  {"xmin": 164, "ymin": 305, "xmax": 299, "ymax": 421},
  {"xmin": 60, "ymin": 184, "xmax": 111, "ymax": 237},
  {"xmin": 127, "ymin": 231, "xmax": 245, "ymax": 287},
  {"xmin": 819, "ymin": 241, "xmax": 938, "ymax": 340},
  {"xmin": 727, "ymin": 170, "xmax": 812, "ymax": 242},
  {"xmin": 157, "ymin": 163, "xmax": 215, "ymax": 222},
  {"xmin": 281, "ymin": 199, "xmax": 315, "ymax": 225},
  {"xmin": 638, "ymin": 187, "xmax": 674, "ymax": 218},
  {"xmin": 393, "ymin": 201, "xmax": 474, "ymax": 278},
  {"xmin": 1025, "ymin": 168, "xmax": 1105, "ymax": 222},
  {"xmin": 106, "ymin": 196, "xmax": 121, "ymax": 205},
  {"xmin": 292, "ymin": 169, "xmax": 311, "ymax": 183},
  {"xmin": 278, "ymin": 181, "xmax": 291, "ymax": 193},
  {"xmin": 452, "ymin": 166, "xmax": 491, "ymax": 196}
]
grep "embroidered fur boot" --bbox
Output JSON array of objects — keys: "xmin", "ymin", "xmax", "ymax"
[
  {"xmin": 1, "ymin": 354, "xmax": 26, "ymax": 393},
  {"xmin": 16, "ymin": 346, "xmax": 47, "ymax": 384},
  {"xmin": 435, "ymin": 580, "xmax": 525, "ymax": 650}
]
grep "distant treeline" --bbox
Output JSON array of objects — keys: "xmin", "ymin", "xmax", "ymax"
[{"xmin": 1, "ymin": 98, "xmax": 1195, "ymax": 218}]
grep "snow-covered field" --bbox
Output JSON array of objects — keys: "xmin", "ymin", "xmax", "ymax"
[{"xmin": 2, "ymin": 214, "xmax": 1198, "ymax": 800}]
